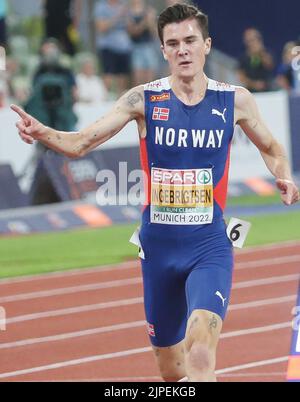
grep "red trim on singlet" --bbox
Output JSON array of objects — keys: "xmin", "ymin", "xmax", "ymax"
[
  {"xmin": 139, "ymin": 137, "xmax": 151, "ymax": 211},
  {"xmin": 213, "ymin": 143, "xmax": 232, "ymax": 212}
]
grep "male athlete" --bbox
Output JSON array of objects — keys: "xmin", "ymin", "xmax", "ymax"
[{"xmin": 11, "ymin": 3, "xmax": 299, "ymax": 382}]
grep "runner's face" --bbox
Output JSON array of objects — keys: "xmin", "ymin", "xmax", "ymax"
[{"xmin": 161, "ymin": 18, "xmax": 211, "ymax": 79}]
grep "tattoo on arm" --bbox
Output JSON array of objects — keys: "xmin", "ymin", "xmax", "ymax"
[
  {"xmin": 126, "ymin": 91, "xmax": 143, "ymax": 108},
  {"xmin": 251, "ymin": 120, "xmax": 259, "ymax": 130}
]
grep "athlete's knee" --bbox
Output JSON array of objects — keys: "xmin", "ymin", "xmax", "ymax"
[
  {"xmin": 158, "ymin": 362, "xmax": 185, "ymax": 382},
  {"xmin": 161, "ymin": 372, "xmax": 184, "ymax": 382},
  {"xmin": 157, "ymin": 358, "xmax": 185, "ymax": 382},
  {"xmin": 185, "ymin": 342, "xmax": 214, "ymax": 373},
  {"xmin": 185, "ymin": 310, "xmax": 222, "ymax": 349}
]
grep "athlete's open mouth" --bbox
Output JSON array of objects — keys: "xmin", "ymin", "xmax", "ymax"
[{"xmin": 179, "ymin": 61, "xmax": 192, "ymax": 66}]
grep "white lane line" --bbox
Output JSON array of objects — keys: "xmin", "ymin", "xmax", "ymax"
[
  {"xmin": 0, "ymin": 318, "xmax": 291, "ymax": 350},
  {"xmin": 233, "ymin": 274, "xmax": 299, "ymax": 289},
  {"xmin": 218, "ymin": 372, "xmax": 285, "ymax": 377},
  {"xmin": 216, "ymin": 356, "xmax": 288, "ymax": 375},
  {"xmin": 44, "ymin": 377, "xmax": 162, "ymax": 382},
  {"xmin": 5, "ymin": 297, "xmax": 144, "ymax": 325},
  {"xmin": 0, "ymin": 320, "xmax": 146, "ymax": 349},
  {"xmin": 0, "ymin": 348, "xmax": 288, "ymax": 380},
  {"xmin": 0, "ymin": 277, "xmax": 143, "ymax": 303},
  {"xmin": 0, "ymin": 239, "xmax": 299, "ymax": 286},
  {"xmin": 228, "ymin": 295, "xmax": 295, "ymax": 311},
  {"xmin": 43, "ymin": 372, "xmax": 285, "ymax": 381},
  {"xmin": 0, "ymin": 261, "xmax": 140, "ymax": 285},
  {"xmin": 0, "ymin": 272, "xmax": 298, "ymax": 304},
  {"xmin": 0, "ymin": 347, "xmax": 153, "ymax": 379},
  {"xmin": 4, "ymin": 294, "xmax": 296, "ymax": 326},
  {"xmin": 237, "ymin": 239, "xmax": 300, "ymax": 254},
  {"xmin": 220, "ymin": 322, "xmax": 290, "ymax": 339},
  {"xmin": 236, "ymin": 255, "xmax": 300, "ymax": 270}
]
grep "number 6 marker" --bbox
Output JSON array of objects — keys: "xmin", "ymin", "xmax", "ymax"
[{"xmin": 226, "ymin": 218, "xmax": 252, "ymax": 248}]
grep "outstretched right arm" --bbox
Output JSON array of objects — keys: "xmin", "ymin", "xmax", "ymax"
[{"xmin": 11, "ymin": 86, "xmax": 145, "ymax": 158}]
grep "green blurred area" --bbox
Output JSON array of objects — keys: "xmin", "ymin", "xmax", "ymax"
[
  {"xmin": 227, "ymin": 193, "xmax": 281, "ymax": 206},
  {"xmin": 0, "ymin": 193, "xmax": 299, "ymax": 279}
]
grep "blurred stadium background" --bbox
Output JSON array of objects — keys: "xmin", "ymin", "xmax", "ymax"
[{"xmin": 0, "ymin": 0, "xmax": 299, "ymax": 382}]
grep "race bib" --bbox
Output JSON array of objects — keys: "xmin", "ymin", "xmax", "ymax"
[
  {"xmin": 150, "ymin": 168, "xmax": 213, "ymax": 225},
  {"xmin": 226, "ymin": 218, "xmax": 252, "ymax": 248}
]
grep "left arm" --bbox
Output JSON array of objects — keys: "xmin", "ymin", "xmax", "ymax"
[{"xmin": 234, "ymin": 86, "xmax": 299, "ymax": 205}]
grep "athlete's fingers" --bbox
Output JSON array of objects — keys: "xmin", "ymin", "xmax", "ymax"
[
  {"xmin": 276, "ymin": 179, "xmax": 289, "ymax": 193},
  {"xmin": 16, "ymin": 122, "xmax": 32, "ymax": 137},
  {"xmin": 280, "ymin": 184, "xmax": 299, "ymax": 205},
  {"xmin": 292, "ymin": 189, "xmax": 300, "ymax": 204},
  {"xmin": 18, "ymin": 130, "xmax": 34, "ymax": 144},
  {"xmin": 10, "ymin": 104, "xmax": 31, "ymax": 125},
  {"xmin": 16, "ymin": 121, "xmax": 34, "ymax": 144},
  {"xmin": 16, "ymin": 121, "xmax": 26, "ymax": 132}
]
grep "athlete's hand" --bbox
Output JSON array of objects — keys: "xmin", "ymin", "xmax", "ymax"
[
  {"xmin": 11, "ymin": 104, "xmax": 46, "ymax": 145},
  {"xmin": 276, "ymin": 178, "xmax": 300, "ymax": 205}
]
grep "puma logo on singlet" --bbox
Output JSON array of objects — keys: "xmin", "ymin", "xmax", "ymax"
[
  {"xmin": 215, "ymin": 291, "xmax": 227, "ymax": 307},
  {"xmin": 212, "ymin": 108, "xmax": 227, "ymax": 123}
]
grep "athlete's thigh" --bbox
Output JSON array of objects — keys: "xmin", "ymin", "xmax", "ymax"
[
  {"xmin": 140, "ymin": 231, "xmax": 188, "ymax": 348},
  {"xmin": 185, "ymin": 237, "xmax": 233, "ymax": 321}
]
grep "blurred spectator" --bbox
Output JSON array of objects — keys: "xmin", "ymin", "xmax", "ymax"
[
  {"xmin": 238, "ymin": 28, "xmax": 274, "ymax": 92},
  {"xmin": 25, "ymin": 38, "xmax": 78, "ymax": 205},
  {"xmin": 26, "ymin": 37, "xmax": 78, "ymax": 130},
  {"xmin": 4, "ymin": 57, "xmax": 30, "ymax": 103},
  {"xmin": 276, "ymin": 41, "xmax": 300, "ymax": 92},
  {"xmin": 94, "ymin": 0, "xmax": 132, "ymax": 98},
  {"xmin": 0, "ymin": 0, "xmax": 7, "ymax": 47},
  {"xmin": 127, "ymin": 0, "xmax": 158, "ymax": 86},
  {"xmin": 43, "ymin": 0, "xmax": 82, "ymax": 56},
  {"xmin": 76, "ymin": 56, "xmax": 107, "ymax": 103},
  {"xmin": 0, "ymin": 73, "xmax": 8, "ymax": 107}
]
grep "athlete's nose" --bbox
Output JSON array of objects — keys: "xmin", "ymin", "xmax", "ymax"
[{"xmin": 178, "ymin": 42, "xmax": 188, "ymax": 55}]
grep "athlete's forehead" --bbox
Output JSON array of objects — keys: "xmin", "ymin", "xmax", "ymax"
[{"xmin": 163, "ymin": 18, "xmax": 204, "ymax": 43}]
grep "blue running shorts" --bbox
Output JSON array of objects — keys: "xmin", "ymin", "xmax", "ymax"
[{"xmin": 139, "ymin": 221, "xmax": 234, "ymax": 347}]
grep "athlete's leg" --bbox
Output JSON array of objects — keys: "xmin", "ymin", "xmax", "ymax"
[
  {"xmin": 183, "ymin": 234, "xmax": 233, "ymax": 382},
  {"xmin": 152, "ymin": 340, "xmax": 186, "ymax": 382},
  {"xmin": 138, "ymin": 229, "xmax": 189, "ymax": 382},
  {"xmin": 184, "ymin": 309, "xmax": 222, "ymax": 382}
]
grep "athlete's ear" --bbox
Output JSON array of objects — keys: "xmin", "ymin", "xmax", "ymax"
[
  {"xmin": 204, "ymin": 37, "xmax": 212, "ymax": 55},
  {"xmin": 161, "ymin": 44, "xmax": 168, "ymax": 61}
]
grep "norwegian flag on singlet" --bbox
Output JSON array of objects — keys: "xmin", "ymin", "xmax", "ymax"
[{"xmin": 152, "ymin": 107, "xmax": 170, "ymax": 121}]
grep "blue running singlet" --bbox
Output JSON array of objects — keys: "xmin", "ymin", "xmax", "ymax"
[{"xmin": 138, "ymin": 77, "xmax": 235, "ymax": 347}]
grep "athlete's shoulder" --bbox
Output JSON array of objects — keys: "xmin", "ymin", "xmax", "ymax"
[
  {"xmin": 234, "ymin": 86, "xmax": 254, "ymax": 109},
  {"xmin": 115, "ymin": 85, "xmax": 145, "ymax": 119},
  {"xmin": 234, "ymin": 86, "xmax": 258, "ymax": 122},
  {"xmin": 208, "ymin": 79, "xmax": 236, "ymax": 92},
  {"xmin": 144, "ymin": 77, "xmax": 171, "ymax": 93}
]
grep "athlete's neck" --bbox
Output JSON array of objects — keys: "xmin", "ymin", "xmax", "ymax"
[{"xmin": 169, "ymin": 72, "xmax": 208, "ymax": 106}]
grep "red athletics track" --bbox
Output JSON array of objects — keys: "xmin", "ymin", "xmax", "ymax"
[{"xmin": 0, "ymin": 240, "xmax": 299, "ymax": 382}]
